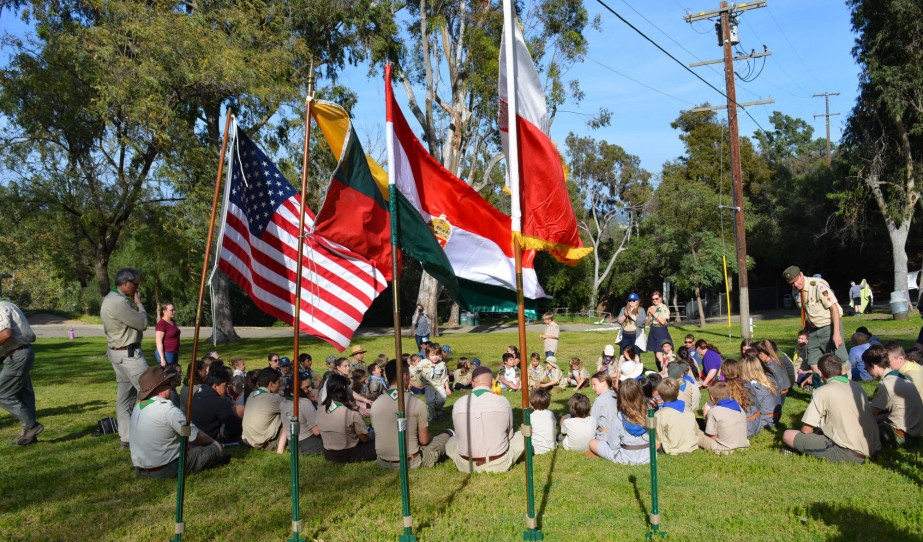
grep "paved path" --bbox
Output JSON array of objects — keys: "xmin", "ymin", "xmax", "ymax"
[{"xmin": 28, "ymin": 308, "xmax": 817, "ymax": 341}]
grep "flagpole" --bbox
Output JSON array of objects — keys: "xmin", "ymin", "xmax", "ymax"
[
  {"xmin": 287, "ymin": 64, "xmax": 315, "ymax": 542},
  {"xmin": 385, "ymin": 62, "xmax": 417, "ymax": 542},
  {"xmin": 502, "ymin": 1, "xmax": 542, "ymax": 539},
  {"xmin": 173, "ymin": 107, "xmax": 232, "ymax": 542}
]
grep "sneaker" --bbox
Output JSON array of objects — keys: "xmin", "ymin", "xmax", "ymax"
[
  {"xmin": 22, "ymin": 422, "xmax": 43, "ymax": 441},
  {"xmin": 8, "ymin": 435, "xmax": 37, "ymax": 446},
  {"xmin": 780, "ymin": 446, "xmax": 796, "ymax": 456},
  {"xmin": 119, "ymin": 441, "xmax": 131, "ymax": 450},
  {"xmin": 217, "ymin": 454, "xmax": 232, "ymax": 466}
]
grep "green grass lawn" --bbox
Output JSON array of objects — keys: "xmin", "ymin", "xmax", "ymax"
[{"xmin": 1, "ymin": 315, "xmax": 921, "ymax": 541}]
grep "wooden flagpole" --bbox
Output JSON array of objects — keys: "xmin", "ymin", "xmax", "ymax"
[
  {"xmin": 287, "ymin": 64, "xmax": 315, "ymax": 542},
  {"xmin": 173, "ymin": 108, "xmax": 232, "ymax": 542},
  {"xmin": 385, "ymin": 62, "xmax": 417, "ymax": 542},
  {"xmin": 502, "ymin": 1, "xmax": 542, "ymax": 538}
]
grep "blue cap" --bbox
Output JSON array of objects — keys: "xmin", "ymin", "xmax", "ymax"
[
  {"xmin": 628, "ymin": 293, "xmax": 640, "ymax": 301},
  {"xmin": 279, "ymin": 357, "xmax": 292, "ymax": 367},
  {"xmin": 442, "ymin": 344, "xmax": 452, "ymax": 356},
  {"xmin": 471, "ymin": 358, "xmax": 481, "ymax": 367}
]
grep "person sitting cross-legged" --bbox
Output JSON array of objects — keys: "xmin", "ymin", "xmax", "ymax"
[
  {"xmin": 782, "ymin": 354, "xmax": 881, "ymax": 464},
  {"xmin": 190, "ymin": 365, "xmax": 243, "ymax": 443},
  {"xmin": 130, "ymin": 366, "xmax": 229, "ymax": 478},
  {"xmin": 370, "ymin": 359, "xmax": 451, "ymax": 470},
  {"xmin": 445, "ymin": 366, "xmax": 524, "ymax": 473}
]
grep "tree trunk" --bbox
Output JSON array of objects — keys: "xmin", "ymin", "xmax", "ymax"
[
  {"xmin": 671, "ymin": 290, "xmax": 680, "ymax": 322},
  {"xmin": 448, "ymin": 302, "xmax": 459, "ymax": 326},
  {"xmin": 208, "ymin": 269, "xmax": 240, "ymax": 344},
  {"xmin": 695, "ymin": 286, "xmax": 706, "ymax": 328},
  {"xmin": 94, "ymin": 252, "xmax": 111, "ymax": 299},
  {"xmin": 417, "ymin": 271, "xmax": 440, "ymax": 337},
  {"xmin": 888, "ymin": 220, "xmax": 912, "ymax": 305}
]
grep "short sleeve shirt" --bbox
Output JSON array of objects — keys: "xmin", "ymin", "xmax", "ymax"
[
  {"xmin": 794, "ymin": 277, "xmax": 841, "ymax": 328},
  {"xmin": 899, "ymin": 362, "xmax": 923, "ymax": 400},
  {"xmin": 371, "ymin": 390, "xmax": 428, "ymax": 460},
  {"xmin": 590, "ymin": 390, "xmax": 619, "ymax": 440},
  {"xmin": 280, "ymin": 397, "xmax": 319, "ymax": 442},
  {"xmin": 129, "ymin": 396, "xmax": 200, "ymax": 468},
  {"xmin": 317, "ymin": 402, "xmax": 367, "ymax": 451},
  {"xmin": 801, "ymin": 379, "xmax": 881, "ymax": 457},
  {"xmin": 451, "ymin": 388, "xmax": 513, "ymax": 458},
  {"xmin": 704, "ymin": 405, "xmax": 750, "ymax": 450},
  {"xmin": 655, "ymin": 406, "xmax": 698, "ymax": 454},
  {"xmin": 561, "ymin": 416, "xmax": 596, "ymax": 451},
  {"xmin": 530, "ymin": 409, "xmax": 557, "ymax": 454},
  {"xmin": 155, "ymin": 318, "xmax": 181, "ymax": 353},
  {"xmin": 870, "ymin": 374, "xmax": 923, "ymax": 436},
  {"xmin": 241, "ymin": 388, "xmax": 283, "ymax": 447},
  {"xmin": 650, "ymin": 304, "xmax": 670, "ymax": 325},
  {"xmin": 543, "ymin": 321, "xmax": 560, "ymax": 353},
  {"xmin": 0, "ymin": 301, "xmax": 35, "ymax": 358}
]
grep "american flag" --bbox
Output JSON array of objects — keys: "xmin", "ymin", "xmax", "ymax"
[{"xmin": 216, "ymin": 125, "xmax": 387, "ymax": 350}]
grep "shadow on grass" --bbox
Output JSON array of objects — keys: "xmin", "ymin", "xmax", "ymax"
[
  {"xmin": 37, "ymin": 400, "xmax": 108, "ymax": 419},
  {"xmin": 536, "ymin": 446, "xmax": 559, "ymax": 525},
  {"xmin": 804, "ymin": 502, "xmax": 923, "ymax": 541},
  {"xmin": 628, "ymin": 474, "xmax": 649, "ymax": 525},
  {"xmin": 873, "ymin": 445, "xmax": 923, "ymax": 486},
  {"xmin": 415, "ymin": 472, "xmax": 472, "ymax": 533}
]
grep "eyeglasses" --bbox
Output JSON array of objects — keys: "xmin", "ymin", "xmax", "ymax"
[
  {"xmin": 684, "ymin": 341, "xmax": 694, "ymax": 344},
  {"xmin": 652, "ymin": 297, "xmax": 661, "ymax": 301}
]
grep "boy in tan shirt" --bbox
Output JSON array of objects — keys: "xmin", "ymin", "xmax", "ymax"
[
  {"xmin": 864, "ymin": 345, "xmax": 923, "ymax": 448},
  {"xmin": 783, "ymin": 354, "xmax": 881, "ymax": 463},
  {"xmin": 885, "ymin": 341, "xmax": 923, "ymax": 400},
  {"xmin": 697, "ymin": 381, "xmax": 749, "ymax": 455},
  {"xmin": 655, "ymin": 378, "xmax": 698, "ymax": 454}
]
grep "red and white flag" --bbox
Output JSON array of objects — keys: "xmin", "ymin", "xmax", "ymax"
[
  {"xmin": 499, "ymin": 9, "xmax": 592, "ymax": 266},
  {"xmin": 215, "ymin": 122, "xmax": 386, "ymax": 351}
]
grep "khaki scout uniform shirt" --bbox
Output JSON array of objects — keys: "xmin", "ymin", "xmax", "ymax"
[
  {"xmin": 0, "ymin": 301, "xmax": 35, "ymax": 358},
  {"xmin": 543, "ymin": 321, "xmax": 560, "ymax": 353},
  {"xmin": 793, "ymin": 277, "xmax": 842, "ymax": 328},
  {"xmin": 655, "ymin": 404, "xmax": 699, "ymax": 454},
  {"xmin": 100, "ymin": 290, "xmax": 148, "ymax": 348},
  {"xmin": 370, "ymin": 389, "xmax": 428, "ymax": 461},
  {"xmin": 899, "ymin": 362, "xmax": 923, "ymax": 400},
  {"xmin": 704, "ymin": 405, "xmax": 750, "ymax": 451},
  {"xmin": 801, "ymin": 378, "xmax": 881, "ymax": 457},
  {"xmin": 871, "ymin": 374, "xmax": 923, "ymax": 436},
  {"xmin": 241, "ymin": 388, "xmax": 283, "ymax": 447},
  {"xmin": 451, "ymin": 387, "xmax": 514, "ymax": 459},
  {"xmin": 130, "ymin": 396, "xmax": 200, "ymax": 468},
  {"xmin": 317, "ymin": 401, "xmax": 367, "ymax": 450}
]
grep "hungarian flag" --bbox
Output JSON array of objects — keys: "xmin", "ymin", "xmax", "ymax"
[
  {"xmin": 499, "ymin": 16, "xmax": 592, "ymax": 266},
  {"xmin": 311, "ymin": 100, "xmax": 394, "ymax": 280},
  {"xmin": 385, "ymin": 65, "xmax": 546, "ymax": 313},
  {"xmin": 216, "ymin": 122, "xmax": 386, "ymax": 351}
]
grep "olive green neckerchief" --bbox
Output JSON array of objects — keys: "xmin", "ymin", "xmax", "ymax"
[
  {"xmin": 472, "ymin": 389, "xmax": 491, "ymax": 397},
  {"xmin": 827, "ymin": 376, "xmax": 848, "ymax": 384},
  {"xmin": 884, "ymin": 370, "xmax": 908, "ymax": 380}
]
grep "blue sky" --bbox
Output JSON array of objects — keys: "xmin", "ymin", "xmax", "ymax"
[
  {"xmin": 339, "ymin": 0, "xmax": 859, "ymax": 177},
  {"xmin": 1, "ymin": 1, "xmax": 859, "ymax": 177}
]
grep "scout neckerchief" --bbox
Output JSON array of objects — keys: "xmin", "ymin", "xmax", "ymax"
[
  {"xmin": 139, "ymin": 398, "xmax": 157, "ymax": 409},
  {"xmin": 715, "ymin": 398, "xmax": 741, "ymax": 412},
  {"xmin": 252, "ymin": 387, "xmax": 269, "ymax": 397},
  {"xmin": 473, "ymin": 387, "xmax": 492, "ymax": 397},
  {"xmin": 328, "ymin": 401, "xmax": 343, "ymax": 413},
  {"xmin": 661, "ymin": 399, "xmax": 685, "ymax": 413},
  {"xmin": 619, "ymin": 412, "xmax": 647, "ymax": 436},
  {"xmin": 387, "ymin": 388, "xmax": 399, "ymax": 401},
  {"xmin": 884, "ymin": 370, "xmax": 908, "ymax": 381},
  {"xmin": 827, "ymin": 376, "xmax": 848, "ymax": 384},
  {"xmin": 371, "ymin": 375, "xmax": 388, "ymax": 388},
  {"xmin": 680, "ymin": 375, "xmax": 695, "ymax": 391}
]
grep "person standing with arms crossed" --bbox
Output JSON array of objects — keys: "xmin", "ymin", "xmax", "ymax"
[
  {"xmin": 0, "ymin": 298, "xmax": 43, "ymax": 445},
  {"xmin": 617, "ymin": 293, "xmax": 646, "ymax": 356},
  {"xmin": 100, "ymin": 267, "xmax": 150, "ymax": 449},
  {"xmin": 411, "ymin": 304, "xmax": 432, "ymax": 350},
  {"xmin": 784, "ymin": 266, "xmax": 849, "ymax": 378}
]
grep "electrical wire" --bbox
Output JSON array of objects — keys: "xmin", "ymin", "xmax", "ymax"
[
  {"xmin": 596, "ymin": 0, "xmax": 767, "ymax": 132},
  {"xmin": 587, "ymin": 56, "xmax": 696, "ymax": 105},
  {"xmin": 765, "ymin": 5, "xmax": 825, "ymax": 90},
  {"xmin": 741, "ymin": 14, "xmax": 813, "ymax": 97}
]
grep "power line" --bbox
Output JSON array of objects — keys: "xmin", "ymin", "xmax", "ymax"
[
  {"xmin": 596, "ymin": 0, "xmax": 766, "ymax": 132},
  {"xmin": 586, "ymin": 56, "xmax": 696, "ymax": 105},
  {"xmin": 764, "ymin": 5, "xmax": 825, "ymax": 90},
  {"xmin": 740, "ymin": 16, "xmax": 812, "ymax": 97}
]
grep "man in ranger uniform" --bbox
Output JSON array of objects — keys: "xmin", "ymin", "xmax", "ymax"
[{"xmin": 784, "ymin": 266, "xmax": 849, "ymax": 377}]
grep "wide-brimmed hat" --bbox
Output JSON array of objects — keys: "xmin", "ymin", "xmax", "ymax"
[
  {"xmin": 619, "ymin": 360, "xmax": 643, "ymax": 381},
  {"xmin": 545, "ymin": 356, "xmax": 559, "ymax": 369},
  {"xmin": 350, "ymin": 345, "xmax": 367, "ymax": 356},
  {"xmin": 138, "ymin": 366, "xmax": 173, "ymax": 400},
  {"xmin": 604, "ymin": 344, "xmax": 615, "ymax": 357}
]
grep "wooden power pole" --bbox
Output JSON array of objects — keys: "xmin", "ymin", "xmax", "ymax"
[
  {"xmin": 813, "ymin": 92, "xmax": 840, "ymax": 164},
  {"xmin": 685, "ymin": 1, "xmax": 767, "ymax": 340}
]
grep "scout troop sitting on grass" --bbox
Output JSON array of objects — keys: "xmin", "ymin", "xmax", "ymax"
[{"xmin": 128, "ymin": 332, "xmax": 923, "ymax": 478}]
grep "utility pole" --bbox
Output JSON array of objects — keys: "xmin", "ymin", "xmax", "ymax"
[
  {"xmin": 685, "ymin": 0, "xmax": 767, "ymax": 340},
  {"xmin": 813, "ymin": 92, "xmax": 840, "ymax": 164}
]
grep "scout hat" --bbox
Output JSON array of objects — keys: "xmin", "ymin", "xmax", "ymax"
[
  {"xmin": 782, "ymin": 266, "xmax": 801, "ymax": 281},
  {"xmin": 470, "ymin": 358, "xmax": 482, "ymax": 367},
  {"xmin": 138, "ymin": 366, "xmax": 172, "ymax": 400},
  {"xmin": 604, "ymin": 344, "xmax": 615, "ymax": 357},
  {"xmin": 350, "ymin": 345, "xmax": 367, "ymax": 356},
  {"xmin": 619, "ymin": 360, "xmax": 644, "ymax": 381},
  {"xmin": 667, "ymin": 363, "xmax": 686, "ymax": 380},
  {"xmin": 661, "ymin": 339, "xmax": 672, "ymax": 347},
  {"xmin": 545, "ymin": 356, "xmax": 559, "ymax": 369}
]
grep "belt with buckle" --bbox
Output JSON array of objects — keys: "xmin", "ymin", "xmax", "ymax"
[
  {"xmin": 459, "ymin": 453, "xmax": 504, "ymax": 466},
  {"xmin": 110, "ymin": 343, "xmax": 140, "ymax": 351},
  {"xmin": 0, "ymin": 344, "xmax": 28, "ymax": 362}
]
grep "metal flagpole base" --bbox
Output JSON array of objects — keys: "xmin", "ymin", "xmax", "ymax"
[{"xmin": 523, "ymin": 529, "xmax": 544, "ymax": 540}]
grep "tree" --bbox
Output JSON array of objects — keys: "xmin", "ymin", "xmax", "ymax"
[
  {"xmin": 839, "ymin": 0, "xmax": 923, "ymax": 302},
  {"xmin": 565, "ymin": 133, "xmax": 650, "ymax": 311},
  {"xmin": 384, "ymin": 0, "xmax": 607, "ymax": 326}
]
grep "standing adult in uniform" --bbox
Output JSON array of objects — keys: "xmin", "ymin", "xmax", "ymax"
[
  {"xmin": 646, "ymin": 291, "xmax": 673, "ymax": 371},
  {"xmin": 784, "ymin": 266, "xmax": 849, "ymax": 377},
  {"xmin": 100, "ymin": 267, "xmax": 150, "ymax": 449},
  {"xmin": 0, "ymin": 299, "xmax": 43, "ymax": 445}
]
